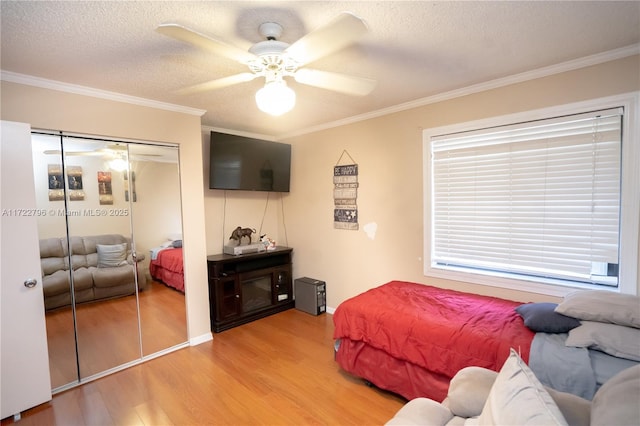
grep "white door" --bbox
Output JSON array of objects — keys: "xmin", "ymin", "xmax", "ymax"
[{"xmin": 1, "ymin": 121, "xmax": 52, "ymax": 420}]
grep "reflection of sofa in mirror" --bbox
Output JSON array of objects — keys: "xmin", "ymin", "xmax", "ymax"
[{"xmin": 40, "ymin": 234, "xmax": 148, "ymax": 311}]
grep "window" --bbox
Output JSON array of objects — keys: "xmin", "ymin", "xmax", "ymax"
[{"xmin": 423, "ymin": 93, "xmax": 639, "ymax": 296}]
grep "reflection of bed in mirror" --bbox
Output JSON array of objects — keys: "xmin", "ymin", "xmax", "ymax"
[{"xmin": 149, "ymin": 239, "xmax": 184, "ymax": 292}]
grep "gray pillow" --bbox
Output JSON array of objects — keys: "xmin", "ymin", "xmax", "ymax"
[
  {"xmin": 591, "ymin": 365, "xmax": 640, "ymax": 426},
  {"xmin": 566, "ymin": 321, "xmax": 640, "ymax": 362},
  {"xmin": 515, "ymin": 302, "xmax": 581, "ymax": 333},
  {"xmin": 555, "ymin": 290, "xmax": 640, "ymax": 329},
  {"xmin": 96, "ymin": 243, "xmax": 128, "ymax": 268}
]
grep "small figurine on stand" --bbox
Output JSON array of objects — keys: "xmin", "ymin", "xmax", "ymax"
[{"xmin": 260, "ymin": 234, "xmax": 277, "ymax": 250}]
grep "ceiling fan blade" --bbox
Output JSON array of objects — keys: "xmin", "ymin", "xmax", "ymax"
[
  {"xmin": 176, "ymin": 73, "xmax": 257, "ymax": 95},
  {"xmin": 157, "ymin": 23, "xmax": 257, "ymax": 63},
  {"xmin": 286, "ymin": 12, "xmax": 368, "ymax": 66},
  {"xmin": 293, "ymin": 69, "xmax": 376, "ymax": 96}
]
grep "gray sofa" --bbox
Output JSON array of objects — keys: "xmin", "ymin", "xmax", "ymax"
[
  {"xmin": 40, "ymin": 234, "xmax": 147, "ymax": 311},
  {"xmin": 386, "ymin": 349, "xmax": 639, "ymax": 426}
]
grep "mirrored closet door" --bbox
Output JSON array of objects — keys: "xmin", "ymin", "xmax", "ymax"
[{"xmin": 31, "ymin": 131, "xmax": 188, "ymax": 391}]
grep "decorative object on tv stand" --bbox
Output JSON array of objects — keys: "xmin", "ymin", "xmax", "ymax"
[
  {"xmin": 260, "ymin": 234, "xmax": 277, "ymax": 251},
  {"xmin": 224, "ymin": 226, "xmax": 265, "ymax": 255},
  {"xmin": 229, "ymin": 226, "xmax": 257, "ymax": 245},
  {"xmin": 333, "ymin": 150, "xmax": 359, "ymax": 230}
]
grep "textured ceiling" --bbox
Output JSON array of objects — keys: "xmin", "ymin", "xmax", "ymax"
[{"xmin": 1, "ymin": 1, "xmax": 639, "ymax": 138}]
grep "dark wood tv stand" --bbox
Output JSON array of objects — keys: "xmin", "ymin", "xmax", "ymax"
[{"xmin": 207, "ymin": 247, "xmax": 294, "ymax": 332}]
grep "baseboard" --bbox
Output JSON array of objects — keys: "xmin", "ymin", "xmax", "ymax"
[{"xmin": 189, "ymin": 332, "xmax": 213, "ymax": 346}]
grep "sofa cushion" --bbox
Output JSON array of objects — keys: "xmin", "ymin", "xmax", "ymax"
[
  {"xmin": 385, "ymin": 397, "xmax": 454, "ymax": 426},
  {"xmin": 92, "ymin": 264, "xmax": 134, "ymax": 288},
  {"xmin": 566, "ymin": 321, "xmax": 640, "ymax": 362},
  {"xmin": 544, "ymin": 387, "xmax": 591, "ymax": 426},
  {"xmin": 515, "ymin": 302, "xmax": 581, "ymax": 333},
  {"xmin": 591, "ymin": 365, "xmax": 640, "ymax": 426},
  {"xmin": 97, "ymin": 243, "xmax": 128, "ymax": 268},
  {"xmin": 39, "ymin": 237, "xmax": 67, "ymax": 258},
  {"xmin": 42, "ymin": 270, "xmax": 71, "ymax": 296},
  {"xmin": 41, "ymin": 256, "xmax": 68, "ymax": 277},
  {"xmin": 446, "ymin": 366, "xmax": 497, "ymax": 418},
  {"xmin": 71, "ymin": 268, "xmax": 94, "ymax": 291},
  {"xmin": 477, "ymin": 349, "xmax": 568, "ymax": 425},
  {"xmin": 555, "ymin": 290, "xmax": 640, "ymax": 329}
]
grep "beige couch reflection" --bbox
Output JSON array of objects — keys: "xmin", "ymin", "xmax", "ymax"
[{"xmin": 40, "ymin": 234, "xmax": 147, "ymax": 311}]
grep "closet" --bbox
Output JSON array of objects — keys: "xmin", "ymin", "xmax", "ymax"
[{"xmin": 31, "ymin": 130, "xmax": 188, "ymax": 392}]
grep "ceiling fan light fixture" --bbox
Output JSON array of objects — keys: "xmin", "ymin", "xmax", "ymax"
[
  {"xmin": 255, "ymin": 80, "xmax": 296, "ymax": 116},
  {"xmin": 108, "ymin": 157, "xmax": 128, "ymax": 172}
]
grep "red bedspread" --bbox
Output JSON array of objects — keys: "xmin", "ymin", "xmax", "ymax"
[
  {"xmin": 149, "ymin": 248, "xmax": 184, "ymax": 292},
  {"xmin": 333, "ymin": 281, "xmax": 534, "ymax": 399}
]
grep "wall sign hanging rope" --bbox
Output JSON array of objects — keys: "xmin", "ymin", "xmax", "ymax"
[{"xmin": 333, "ymin": 150, "xmax": 359, "ymax": 230}]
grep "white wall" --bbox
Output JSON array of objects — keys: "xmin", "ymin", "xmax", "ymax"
[
  {"xmin": 3, "ymin": 53, "xmax": 639, "ymax": 341},
  {"xmin": 201, "ymin": 128, "xmax": 289, "ymax": 254},
  {"xmin": 201, "ymin": 54, "xmax": 640, "ymax": 310},
  {"xmin": 129, "ymin": 159, "xmax": 183, "ymax": 267},
  {"xmin": 31, "ymin": 134, "xmax": 131, "ymax": 239},
  {"xmin": 281, "ymin": 55, "xmax": 640, "ymax": 308}
]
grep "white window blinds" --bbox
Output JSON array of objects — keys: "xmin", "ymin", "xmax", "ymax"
[{"xmin": 431, "ymin": 108, "xmax": 622, "ymax": 286}]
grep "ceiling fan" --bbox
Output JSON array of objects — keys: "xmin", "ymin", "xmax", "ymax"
[{"xmin": 156, "ymin": 12, "xmax": 377, "ymax": 115}]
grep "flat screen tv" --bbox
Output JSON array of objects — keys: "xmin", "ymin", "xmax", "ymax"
[{"xmin": 209, "ymin": 131, "xmax": 291, "ymax": 192}]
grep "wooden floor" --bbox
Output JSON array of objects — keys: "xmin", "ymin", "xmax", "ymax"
[
  {"xmin": 45, "ymin": 280, "xmax": 188, "ymax": 389},
  {"xmin": 3, "ymin": 309, "xmax": 406, "ymax": 425}
]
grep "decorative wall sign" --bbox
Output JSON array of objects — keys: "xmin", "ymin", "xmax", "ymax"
[
  {"xmin": 66, "ymin": 165, "xmax": 85, "ymax": 201},
  {"xmin": 124, "ymin": 171, "xmax": 137, "ymax": 202},
  {"xmin": 98, "ymin": 171, "xmax": 113, "ymax": 205},
  {"xmin": 48, "ymin": 164, "xmax": 64, "ymax": 201},
  {"xmin": 334, "ymin": 150, "xmax": 359, "ymax": 230}
]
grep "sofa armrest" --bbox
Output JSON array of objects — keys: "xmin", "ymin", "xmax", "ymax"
[
  {"xmin": 131, "ymin": 252, "xmax": 146, "ymax": 262},
  {"xmin": 444, "ymin": 366, "xmax": 498, "ymax": 418}
]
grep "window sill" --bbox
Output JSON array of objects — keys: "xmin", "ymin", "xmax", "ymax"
[{"xmin": 425, "ymin": 264, "xmax": 622, "ymax": 298}]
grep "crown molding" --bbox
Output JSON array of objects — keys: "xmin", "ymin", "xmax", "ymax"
[
  {"xmin": 3, "ymin": 43, "xmax": 638, "ymax": 139},
  {"xmin": 278, "ymin": 44, "xmax": 640, "ymax": 140},
  {"xmin": 200, "ymin": 125, "xmax": 276, "ymax": 142},
  {"xmin": 0, "ymin": 70, "xmax": 206, "ymax": 117}
]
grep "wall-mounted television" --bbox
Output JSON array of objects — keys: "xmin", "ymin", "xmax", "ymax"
[{"xmin": 209, "ymin": 131, "xmax": 291, "ymax": 193}]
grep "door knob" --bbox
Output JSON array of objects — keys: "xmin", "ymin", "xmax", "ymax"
[{"xmin": 24, "ymin": 278, "xmax": 38, "ymax": 288}]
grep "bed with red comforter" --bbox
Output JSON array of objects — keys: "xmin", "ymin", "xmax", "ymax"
[
  {"xmin": 333, "ymin": 280, "xmax": 534, "ymax": 402},
  {"xmin": 149, "ymin": 247, "xmax": 184, "ymax": 292}
]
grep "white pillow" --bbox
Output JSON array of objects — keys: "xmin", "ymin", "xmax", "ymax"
[
  {"xmin": 555, "ymin": 290, "xmax": 640, "ymax": 329},
  {"xmin": 96, "ymin": 243, "xmax": 128, "ymax": 268},
  {"xmin": 566, "ymin": 321, "xmax": 640, "ymax": 362},
  {"xmin": 477, "ymin": 349, "xmax": 568, "ymax": 425}
]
